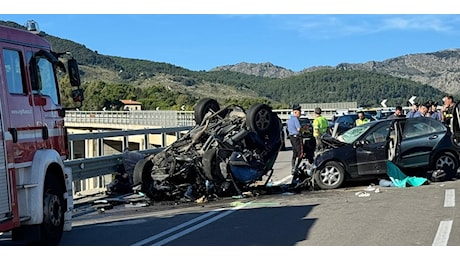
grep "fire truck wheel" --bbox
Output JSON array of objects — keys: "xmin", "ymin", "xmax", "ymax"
[{"xmin": 41, "ymin": 175, "xmax": 65, "ymax": 245}]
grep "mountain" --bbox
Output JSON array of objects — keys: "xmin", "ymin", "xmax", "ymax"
[
  {"xmin": 0, "ymin": 20, "xmax": 456, "ymax": 109},
  {"xmin": 211, "ymin": 49, "xmax": 460, "ymax": 97},
  {"xmin": 335, "ymin": 49, "xmax": 460, "ymax": 96},
  {"xmin": 211, "ymin": 62, "xmax": 297, "ymax": 78}
]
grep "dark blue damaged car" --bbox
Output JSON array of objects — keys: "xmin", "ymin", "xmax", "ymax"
[{"xmin": 312, "ymin": 116, "xmax": 460, "ymax": 190}]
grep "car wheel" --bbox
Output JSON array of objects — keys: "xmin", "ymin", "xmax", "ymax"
[
  {"xmin": 202, "ymin": 148, "xmax": 219, "ymax": 181},
  {"xmin": 133, "ymin": 158, "xmax": 154, "ymax": 186},
  {"xmin": 246, "ymin": 104, "xmax": 274, "ymax": 134},
  {"xmin": 314, "ymin": 161, "xmax": 345, "ymax": 189},
  {"xmin": 434, "ymin": 152, "xmax": 458, "ymax": 179},
  {"xmin": 194, "ymin": 98, "xmax": 221, "ymax": 125}
]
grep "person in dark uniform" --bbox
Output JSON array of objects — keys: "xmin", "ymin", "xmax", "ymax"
[
  {"xmin": 387, "ymin": 105, "xmax": 405, "ymax": 119},
  {"xmin": 287, "ymin": 104, "xmax": 303, "ymax": 174},
  {"xmin": 406, "ymin": 103, "xmax": 419, "ymax": 118},
  {"xmin": 441, "ymin": 95, "xmax": 455, "ymax": 125}
]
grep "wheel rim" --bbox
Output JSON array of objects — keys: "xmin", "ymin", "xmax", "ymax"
[
  {"xmin": 45, "ymin": 193, "xmax": 62, "ymax": 227},
  {"xmin": 319, "ymin": 166, "xmax": 341, "ymax": 186},
  {"xmin": 436, "ymin": 155, "xmax": 455, "ymax": 170},
  {"xmin": 254, "ymin": 109, "xmax": 271, "ymax": 131}
]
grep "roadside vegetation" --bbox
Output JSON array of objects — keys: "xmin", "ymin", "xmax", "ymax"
[{"xmin": 1, "ymin": 20, "xmax": 449, "ymax": 111}]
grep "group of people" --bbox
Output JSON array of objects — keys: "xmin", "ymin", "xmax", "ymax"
[
  {"xmin": 286, "ymin": 104, "xmax": 328, "ymax": 174},
  {"xmin": 285, "ymin": 95, "xmax": 457, "ymax": 174},
  {"xmin": 403, "ymin": 95, "xmax": 456, "ymax": 125}
]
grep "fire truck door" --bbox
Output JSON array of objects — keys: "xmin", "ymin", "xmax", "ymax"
[
  {"xmin": 30, "ymin": 51, "xmax": 65, "ymax": 151},
  {"xmin": 2, "ymin": 48, "xmax": 40, "ymax": 161}
]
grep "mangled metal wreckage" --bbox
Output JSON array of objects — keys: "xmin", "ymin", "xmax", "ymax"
[{"xmin": 132, "ymin": 98, "xmax": 290, "ymax": 202}]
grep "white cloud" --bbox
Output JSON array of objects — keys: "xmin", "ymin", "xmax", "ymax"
[{"xmin": 282, "ymin": 15, "xmax": 460, "ymax": 40}]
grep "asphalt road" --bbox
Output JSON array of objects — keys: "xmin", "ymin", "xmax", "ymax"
[
  {"xmin": 56, "ymin": 175, "xmax": 460, "ymax": 247},
  {"xmin": 2, "ymin": 144, "xmax": 460, "ymax": 249}
]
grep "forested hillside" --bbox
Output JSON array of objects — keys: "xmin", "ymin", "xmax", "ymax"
[{"xmin": 0, "ymin": 20, "xmax": 452, "ymax": 110}]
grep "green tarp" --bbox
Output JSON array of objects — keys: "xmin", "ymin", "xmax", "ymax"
[{"xmin": 386, "ymin": 161, "xmax": 428, "ymax": 188}]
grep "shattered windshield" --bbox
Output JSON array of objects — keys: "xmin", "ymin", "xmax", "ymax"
[{"xmin": 337, "ymin": 123, "xmax": 373, "ymax": 143}]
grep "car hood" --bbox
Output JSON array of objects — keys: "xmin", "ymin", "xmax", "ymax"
[{"xmin": 321, "ymin": 134, "xmax": 347, "ymax": 149}]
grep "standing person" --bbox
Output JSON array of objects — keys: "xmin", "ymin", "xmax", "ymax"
[
  {"xmin": 354, "ymin": 111, "xmax": 370, "ymax": 126},
  {"xmin": 430, "ymin": 102, "xmax": 442, "ymax": 121},
  {"xmin": 441, "ymin": 95, "xmax": 456, "ymax": 125},
  {"xmin": 413, "ymin": 102, "xmax": 429, "ymax": 117},
  {"xmin": 312, "ymin": 107, "xmax": 329, "ymax": 152},
  {"xmin": 406, "ymin": 103, "xmax": 419, "ymax": 118},
  {"xmin": 387, "ymin": 105, "xmax": 404, "ymax": 119},
  {"xmin": 287, "ymin": 104, "xmax": 303, "ymax": 174}
]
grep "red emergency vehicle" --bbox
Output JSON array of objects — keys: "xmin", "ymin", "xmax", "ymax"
[{"xmin": 0, "ymin": 21, "xmax": 82, "ymax": 245}]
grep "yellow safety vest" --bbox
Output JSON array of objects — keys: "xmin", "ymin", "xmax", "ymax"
[
  {"xmin": 355, "ymin": 118, "xmax": 370, "ymax": 126},
  {"xmin": 313, "ymin": 116, "xmax": 328, "ymax": 137}
]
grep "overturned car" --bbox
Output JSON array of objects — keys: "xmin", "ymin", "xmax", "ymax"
[{"xmin": 132, "ymin": 98, "xmax": 286, "ymax": 201}]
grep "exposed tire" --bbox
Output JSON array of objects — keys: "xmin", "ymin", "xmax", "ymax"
[
  {"xmin": 202, "ymin": 148, "xmax": 218, "ymax": 181},
  {"xmin": 133, "ymin": 158, "xmax": 156, "ymax": 197},
  {"xmin": 434, "ymin": 152, "xmax": 458, "ymax": 179},
  {"xmin": 314, "ymin": 161, "xmax": 345, "ymax": 190},
  {"xmin": 40, "ymin": 175, "xmax": 65, "ymax": 245},
  {"xmin": 133, "ymin": 158, "xmax": 154, "ymax": 186},
  {"xmin": 246, "ymin": 104, "xmax": 274, "ymax": 135},
  {"xmin": 194, "ymin": 98, "xmax": 220, "ymax": 125}
]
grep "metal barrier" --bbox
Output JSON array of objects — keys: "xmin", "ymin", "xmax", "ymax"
[
  {"xmin": 64, "ymin": 107, "xmax": 372, "ymax": 128},
  {"xmin": 65, "ymin": 110, "xmax": 195, "ymax": 128},
  {"xmin": 65, "ymin": 126, "xmax": 192, "ymax": 195}
]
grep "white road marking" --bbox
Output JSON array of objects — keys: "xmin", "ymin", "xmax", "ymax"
[
  {"xmin": 131, "ymin": 202, "xmax": 252, "ymax": 246},
  {"xmin": 432, "ymin": 220, "xmax": 453, "ymax": 246},
  {"xmin": 272, "ymin": 175, "xmax": 292, "ymax": 186},
  {"xmin": 432, "ymin": 189, "xmax": 455, "ymax": 246},
  {"xmin": 444, "ymin": 189, "xmax": 455, "ymax": 208}
]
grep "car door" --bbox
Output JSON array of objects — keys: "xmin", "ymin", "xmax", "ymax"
[
  {"xmin": 452, "ymin": 102, "xmax": 460, "ymax": 146},
  {"xmin": 387, "ymin": 119, "xmax": 403, "ymax": 162},
  {"xmin": 354, "ymin": 120, "xmax": 392, "ymax": 175},
  {"xmin": 398, "ymin": 117, "xmax": 446, "ymax": 168}
]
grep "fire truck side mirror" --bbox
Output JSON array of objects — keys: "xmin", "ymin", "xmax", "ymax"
[{"xmin": 68, "ymin": 58, "xmax": 81, "ymax": 87}]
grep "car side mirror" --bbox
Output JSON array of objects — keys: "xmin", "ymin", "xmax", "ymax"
[{"xmin": 353, "ymin": 140, "xmax": 367, "ymax": 148}]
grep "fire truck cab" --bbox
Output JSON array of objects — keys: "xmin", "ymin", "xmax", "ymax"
[{"xmin": 0, "ymin": 21, "xmax": 82, "ymax": 245}]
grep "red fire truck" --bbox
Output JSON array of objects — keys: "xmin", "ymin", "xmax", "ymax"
[{"xmin": 0, "ymin": 21, "xmax": 83, "ymax": 245}]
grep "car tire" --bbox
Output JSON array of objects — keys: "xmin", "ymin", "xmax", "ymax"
[
  {"xmin": 194, "ymin": 98, "xmax": 221, "ymax": 125},
  {"xmin": 202, "ymin": 148, "xmax": 219, "ymax": 181},
  {"xmin": 133, "ymin": 158, "xmax": 153, "ymax": 186},
  {"xmin": 314, "ymin": 161, "xmax": 345, "ymax": 189},
  {"xmin": 246, "ymin": 104, "xmax": 274, "ymax": 134},
  {"xmin": 434, "ymin": 152, "xmax": 458, "ymax": 179}
]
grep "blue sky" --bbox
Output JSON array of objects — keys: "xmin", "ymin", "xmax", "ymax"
[{"xmin": 2, "ymin": 1, "xmax": 460, "ymax": 72}]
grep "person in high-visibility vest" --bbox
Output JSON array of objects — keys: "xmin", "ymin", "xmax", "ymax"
[
  {"xmin": 355, "ymin": 111, "xmax": 370, "ymax": 126},
  {"xmin": 312, "ymin": 107, "xmax": 328, "ymax": 152}
]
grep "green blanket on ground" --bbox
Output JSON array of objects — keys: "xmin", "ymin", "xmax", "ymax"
[{"xmin": 386, "ymin": 161, "xmax": 427, "ymax": 188}]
